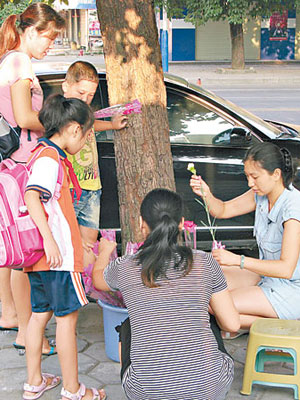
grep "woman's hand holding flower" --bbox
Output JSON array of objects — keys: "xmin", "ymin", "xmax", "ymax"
[
  {"xmin": 190, "ymin": 175, "xmax": 211, "ymax": 198},
  {"xmin": 212, "ymin": 248, "xmax": 240, "ymax": 267}
]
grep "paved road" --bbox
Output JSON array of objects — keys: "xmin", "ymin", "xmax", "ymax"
[{"xmin": 213, "ymin": 88, "xmax": 300, "ymax": 125}]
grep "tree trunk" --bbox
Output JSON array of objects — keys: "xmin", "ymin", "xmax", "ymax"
[
  {"xmin": 230, "ymin": 22, "xmax": 245, "ymax": 70},
  {"xmin": 96, "ymin": 0, "xmax": 175, "ymax": 248}
]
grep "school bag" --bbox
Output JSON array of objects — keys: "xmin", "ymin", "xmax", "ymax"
[{"xmin": 0, "ymin": 147, "xmax": 63, "ymax": 268}]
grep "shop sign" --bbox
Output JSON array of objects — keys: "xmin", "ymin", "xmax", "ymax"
[
  {"xmin": 89, "ymin": 20, "xmax": 100, "ymax": 36},
  {"xmin": 269, "ymin": 10, "xmax": 288, "ymax": 41}
]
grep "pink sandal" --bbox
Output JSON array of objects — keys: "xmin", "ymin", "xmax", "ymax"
[
  {"xmin": 61, "ymin": 383, "xmax": 107, "ymax": 400},
  {"xmin": 23, "ymin": 373, "xmax": 61, "ymax": 400}
]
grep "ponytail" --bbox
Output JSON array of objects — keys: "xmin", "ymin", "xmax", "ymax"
[
  {"xmin": 0, "ymin": 15, "xmax": 20, "ymax": 57},
  {"xmin": 138, "ymin": 189, "xmax": 193, "ymax": 288}
]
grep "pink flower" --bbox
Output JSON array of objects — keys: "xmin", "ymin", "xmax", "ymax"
[
  {"xmin": 184, "ymin": 220, "xmax": 197, "ymax": 233},
  {"xmin": 212, "ymin": 240, "xmax": 225, "ymax": 250}
]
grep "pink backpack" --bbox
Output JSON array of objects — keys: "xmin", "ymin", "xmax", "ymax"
[{"xmin": 0, "ymin": 147, "xmax": 63, "ymax": 268}]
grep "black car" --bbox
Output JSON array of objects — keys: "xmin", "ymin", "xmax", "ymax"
[{"xmin": 38, "ymin": 71, "xmax": 300, "ymax": 252}]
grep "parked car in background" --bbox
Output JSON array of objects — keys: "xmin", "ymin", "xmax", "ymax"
[{"xmin": 38, "ymin": 71, "xmax": 300, "ymax": 252}]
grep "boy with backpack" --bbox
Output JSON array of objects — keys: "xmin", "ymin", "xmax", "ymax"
[{"xmin": 62, "ymin": 61, "xmax": 127, "ymax": 267}]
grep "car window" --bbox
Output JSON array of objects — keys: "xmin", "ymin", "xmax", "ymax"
[
  {"xmin": 94, "ymin": 81, "xmax": 255, "ymax": 147},
  {"xmin": 41, "ymin": 79, "xmax": 64, "ymax": 99},
  {"xmin": 94, "ymin": 78, "xmax": 115, "ymax": 141},
  {"xmin": 167, "ymin": 89, "xmax": 235, "ymax": 145}
]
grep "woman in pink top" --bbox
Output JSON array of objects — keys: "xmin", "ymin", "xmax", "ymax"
[{"xmin": 0, "ymin": 3, "xmax": 65, "ymax": 355}]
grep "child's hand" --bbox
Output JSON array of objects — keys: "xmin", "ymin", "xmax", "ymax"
[
  {"xmin": 190, "ymin": 175, "xmax": 211, "ymax": 198},
  {"xmin": 82, "ymin": 240, "xmax": 94, "ymax": 253},
  {"xmin": 44, "ymin": 237, "xmax": 63, "ymax": 268},
  {"xmin": 98, "ymin": 237, "xmax": 117, "ymax": 255},
  {"xmin": 111, "ymin": 113, "xmax": 128, "ymax": 130}
]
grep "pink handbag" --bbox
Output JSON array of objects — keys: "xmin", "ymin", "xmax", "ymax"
[{"xmin": 0, "ymin": 147, "xmax": 63, "ymax": 268}]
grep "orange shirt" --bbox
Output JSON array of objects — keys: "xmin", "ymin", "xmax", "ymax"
[{"xmin": 24, "ymin": 141, "xmax": 83, "ymax": 273}]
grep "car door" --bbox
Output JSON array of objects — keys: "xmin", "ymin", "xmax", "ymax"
[
  {"xmin": 94, "ymin": 76, "xmax": 260, "ymax": 251},
  {"xmin": 166, "ymin": 85, "xmax": 260, "ymax": 250}
]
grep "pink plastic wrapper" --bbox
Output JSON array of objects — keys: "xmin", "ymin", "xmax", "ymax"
[
  {"xmin": 94, "ymin": 99, "xmax": 142, "ymax": 119},
  {"xmin": 212, "ymin": 240, "xmax": 225, "ymax": 250},
  {"xmin": 125, "ymin": 241, "xmax": 144, "ymax": 255},
  {"xmin": 82, "ymin": 230, "xmax": 125, "ymax": 308},
  {"xmin": 82, "ymin": 232, "xmax": 144, "ymax": 308}
]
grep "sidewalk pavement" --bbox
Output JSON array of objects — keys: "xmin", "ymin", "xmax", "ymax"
[
  {"xmin": 0, "ymin": 301, "xmax": 296, "ymax": 400},
  {"xmin": 168, "ymin": 61, "xmax": 300, "ymax": 88}
]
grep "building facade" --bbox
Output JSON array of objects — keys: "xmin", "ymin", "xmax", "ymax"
[
  {"xmin": 159, "ymin": 10, "xmax": 300, "ymax": 62},
  {"xmin": 54, "ymin": 1, "xmax": 300, "ymax": 62},
  {"xmin": 54, "ymin": 0, "xmax": 99, "ymax": 50}
]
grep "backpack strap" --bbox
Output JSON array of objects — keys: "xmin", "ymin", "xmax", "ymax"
[
  {"xmin": 27, "ymin": 146, "xmax": 67, "ymax": 258},
  {"xmin": 0, "ymin": 51, "xmax": 32, "ymax": 143},
  {"xmin": 27, "ymin": 146, "xmax": 63, "ymax": 201},
  {"xmin": 0, "ymin": 158, "xmax": 17, "ymax": 171}
]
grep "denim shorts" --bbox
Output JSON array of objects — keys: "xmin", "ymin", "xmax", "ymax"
[
  {"xmin": 28, "ymin": 270, "xmax": 88, "ymax": 317},
  {"xmin": 258, "ymin": 276, "xmax": 300, "ymax": 319},
  {"xmin": 73, "ymin": 189, "xmax": 101, "ymax": 230}
]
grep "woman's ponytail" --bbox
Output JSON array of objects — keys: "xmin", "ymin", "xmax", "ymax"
[
  {"xmin": 138, "ymin": 189, "xmax": 193, "ymax": 288},
  {"xmin": 0, "ymin": 15, "xmax": 20, "ymax": 57}
]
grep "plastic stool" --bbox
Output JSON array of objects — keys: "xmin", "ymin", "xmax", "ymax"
[{"xmin": 241, "ymin": 318, "xmax": 300, "ymax": 399}]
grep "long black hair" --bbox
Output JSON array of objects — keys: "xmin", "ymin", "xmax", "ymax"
[
  {"xmin": 137, "ymin": 188, "xmax": 193, "ymax": 288},
  {"xmin": 39, "ymin": 94, "xmax": 94, "ymax": 138},
  {"xmin": 244, "ymin": 142, "xmax": 294, "ymax": 189}
]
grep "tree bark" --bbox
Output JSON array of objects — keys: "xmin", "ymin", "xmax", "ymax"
[
  {"xmin": 96, "ymin": 0, "xmax": 175, "ymax": 247},
  {"xmin": 230, "ymin": 22, "xmax": 245, "ymax": 70}
]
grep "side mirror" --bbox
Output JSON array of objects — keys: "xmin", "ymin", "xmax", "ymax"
[
  {"xmin": 230, "ymin": 127, "xmax": 252, "ymax": 145},
  {"xmin": 213, "ymin": 126, "xmax": 252, "ymax": 146}
]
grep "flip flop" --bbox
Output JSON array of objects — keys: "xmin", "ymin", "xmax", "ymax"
[
  {"xmin": 222, "ymin": 329, "xmax": 249, "ymax": 340},
  {"xmin": 0, "ymin": 326, "xmax": 18, "ymax": 332},
  {"xmin": 13, "ymin": 342, "xmax": 57, "ymax": 356},
  {"xmin": 23, "ymin": 373, "xmax": 61, "ymax": 400}
]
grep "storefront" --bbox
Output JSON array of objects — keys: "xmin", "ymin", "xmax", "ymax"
[
  {"xmin": 158, "ymin": 10, "xmax": 300, "ymax": 62},
  {"xmin": 54, "ymin": 0, "xmax": 101, "ymax": 51}
]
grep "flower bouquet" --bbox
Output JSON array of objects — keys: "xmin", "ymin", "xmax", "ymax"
[
  {"xmin": 82, "ymin": 230, "xmax": 125, "ymax": 308},
  {"xmin": 183, "ymin": 220, "xmax": 197, "ymax": 249},
  {"xmin": 82, "ymin": 231, "xmax": 144, "ymax": 308}
]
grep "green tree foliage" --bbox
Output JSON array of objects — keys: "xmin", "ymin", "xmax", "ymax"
[
  {"xmin": 156, "ymin": 0, "xmax": 300, "ymax": 22},
  {"xmin": 155, "ymin": 0, "xmax": 300, "ymax": 68},
  {"xmin": 0, "ymin": 0, "xmax": 68, "ymax": 23},
  {"xmin": 0, "ymin": 0, "xmax": 33, "ymax": 26}
]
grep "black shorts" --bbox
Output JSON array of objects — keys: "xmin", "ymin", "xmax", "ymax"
[
  {"xmin": 116, "ymin": 313, "xmax": 230, "ymax": 380},
  {"xmin": 116, "ymin": 317, "xmax": 131, "ymax": 380}
]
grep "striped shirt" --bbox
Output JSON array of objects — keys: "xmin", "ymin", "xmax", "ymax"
[
  {"xmin": 24, "ymin": 140, "xmax": 84, "ymax": 273},
  {"xmin": 104, "ymin": 250, "xmax": 234, "ymax": 400}
]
